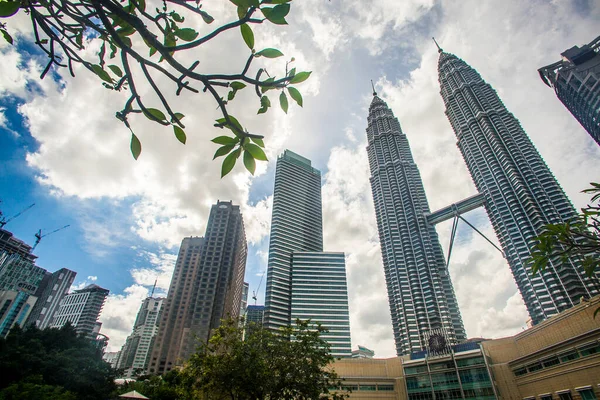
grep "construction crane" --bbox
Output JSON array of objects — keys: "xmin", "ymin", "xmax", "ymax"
[
  {"xmin": 0, "ymin": 203, "xmax": 35, "ymax": 229},
  {"xmin": 252, "ymin": 267, "xmax": 267, "ymax": 305},
  {"xmin": 32, "ymin": 224, "xmax": 70, "ymax": 251}
]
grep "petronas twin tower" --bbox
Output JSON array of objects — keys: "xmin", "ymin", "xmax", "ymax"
[{"xmin": 369, "ymin": 44, "xmax": 599, "ymax": 356}]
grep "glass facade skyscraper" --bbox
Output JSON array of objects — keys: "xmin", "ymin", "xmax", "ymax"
[
  {"xmin": 291, "ymin": 251, "xmax": 351, "ymax": 357},
  {"xmin": 264, "ymin": 150, "xmax": 323, "ymax": 330},
  {"xmin": 437, "ymin": 46, "xmax": 599, "ymax": 324},
  {"xmin": 366, "ymin": 93, "xmax": 466, "ymax": 356},
  {"xmin": 538, "ymin": 35, "xmax": 600, "ymax": 146}
]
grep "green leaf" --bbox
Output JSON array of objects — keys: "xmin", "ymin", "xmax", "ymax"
[
  {"xmin": 130, "ymin": 133, "xmax": 142, "ymax": 160},
  {"xmin": 221, "ymin": 150, "xmax": 239, "ymax": 177},
  {"xmin": 240, "ymin": 23, "xmax": 254, "ymax": 50},
  {"xmin": 199, "ymin": 10, "xmax": 214, "ymax": 24},
  {"xmin": 171, "ymin": 12, "xmax": 184, "ymax": 23},
  {"xmin": 287, "ymin": 86, "xmax": 303, "ymax": 107},
  {"xmin": 231, "ymin": 82, "xmax": 246, "ymax": 91},
  {"xmin": 237, "ymin": 5, "xmax": 246, "ymax": 19},
  {"xmin": 245, "ymin": 143, "xmax": 268, "ymax": 161},
  {"xmin": 215, "ymin": 116, "xmax": 244, "ymax": 136},
  {"xmin": 143, "ymin": 108, "xmax": 167, "ymax": 122},
  {"xmin": 261, "ymin": 4, "xmax": 289, "ymax": 25},
  {"xmin": 243, "ymin": 150, "xmax": 256, "ymax": 175},
  {"xmin": 171, "ymin": 113, "xmax": 185, "ymax": 123},
  {"xmin": 288, "ymin": 67, "xmax": 296, "ymax": 77},
  {"xmin": 255, "ymin": 48, "xmax": 284, "ymax": 58},
  {"xmin": 133, "ymin": 0, "xmax": 146, "ymax": 12},
  {"xmin": 289, "ymin": 71, "xmax": 311, "ymax": 84},
  {"xmin": 257, "ymin": 96, "xmax": 270, "ymax": 114},
  {"xmin": 1, "ymin": 29, "xmax": 13, "ymax": 45},
  {"xmin": 107, "ymin": 64, "xmax": 123, "ymax": 77},
  {"xmin": 250, "ymin": 137, "xmax": 265, "ymax": 148},
  {"xmin": 214, "ymin": 144, "xmax": 235, "ymax": 159},
  {"xmin": 0, "ymin": 1, "xmax": 20, "ymax": 18},
  {"xmin": 279, "ymin": 91, "xmax": 288, "ymax": 114},
  {"xmin": 174, "ymin": 28, "xmax": 198, "ymax": 42},
  {"xmin": 91, "ymin": 64, "xmax": 113, "ymax": 84},
  {"xmin": 212, "ymin": 136, "xmax": 239, "ymax": 145},
  {"xmin": 149, "ymin": 46, "xmax": 157, "ymax": 57},
  {"xmin": 173, "ymin": 125, "xmax": 186, "ymax": 144},
  {"xmin": 229, "ymin": 0, "xmax": 250, "ymax": 7},
  {"xmin": 228, "ymin": 90, "xmax": 236, "ymax": 101}
]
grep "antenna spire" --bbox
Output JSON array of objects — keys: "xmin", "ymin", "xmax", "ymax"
[
  {"xmin": 432, "ymin": 37, "xmax": 443, "ymax": 53},
  {"xmin": 371, "ymin": 80, "xmax": 377, "ymax": 96},
  {"xmin": 150, "ymin": 278, "xmax": 157, "ymax": 297}
]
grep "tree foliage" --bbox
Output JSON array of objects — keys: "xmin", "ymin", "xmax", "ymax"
[
  {"xmin": 0, "ymin": 323, "xmax": 117, "ymax": 400},
  {"xmin": 530, "ymin": 182, "xmax": 600, "ymax": 315},
  {"xmin": 177, "ymin": 318, "xmax": 349, "ymax": 400},
  {"xmin": 0, "ymin": 0, "xmax": 309, "ymax": 176}
]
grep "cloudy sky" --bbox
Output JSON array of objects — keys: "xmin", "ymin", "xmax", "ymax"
[{"xmin": 0, "ymin": 1, "xmax": 599, "ymax": 357}]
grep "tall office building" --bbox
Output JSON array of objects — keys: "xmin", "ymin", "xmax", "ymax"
[
  {"xmin": 245, "ymin": 304, "xmax": 264, "ymax": 326},
  {"xmin": 264, "ymin": 150, "xmax": 323, "ymax": 330},
  {"xmin": 0, "ymin": 290, "xmax": 38, "ymax": 337},
  {"xmin": 50, "ymin": 283, "xmax": 109, "ymax": 339},
  {"xmin": 538, "ymin": 35, "xmax": 600, "ymax": 145},
  {"xmin": 241, "ymin": 282, "xmax": 249, "ymax": 318},
  {"xmin": 149, "ymin": 201, "xmax": 247, "ymax": 374},
  {"xmin": 26, "ymin": 268, "xmax": 76, "ymax": 329},
  {"xmin": 436, "ymin": 45, "xmax": 599, "ymax": 324},
  {"xmin": 0, "ymin": 251, "xmax": 46, "ymax": 295},
  {"xmin": 0, "ymin": 228, "xmax": 36, "ymax": 262},
  {"xmin": 366, "ymin": 92, "xmax": 466, "ymax": 356},
  {"xmin": 117, "ymin": 296, "xmax": 163, "ymax": 377},
  {"xmin": 290, "ymin": 252, "xmax": 351, "ymax": 357}
]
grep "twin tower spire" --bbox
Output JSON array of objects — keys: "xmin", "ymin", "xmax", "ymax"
[{"xmin": 368, "ymin": 42, "xmax": 598, "ymax": 356}]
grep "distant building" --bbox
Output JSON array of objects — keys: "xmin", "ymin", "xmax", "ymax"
[
  {"xmin": 0, "ymin": 290, "xmax": 37, "ymax": 337},
  {"xmin": 245, "ymin": 305, "xmax": 264, "ymax": 327},
  {"xmin": 50, "ymin": 284, "xmax": 109, "ymax": 339},
  {"xmin": 149, "ymin": 201, "xmax": 247, "ymax": 374},
  {"xmin": 352, "ymin": 346, "xmax": 375, "ymax": 359},
  {"xmin": 26, "ymin": 268, "xmax": 76, "ymax": 329},
  {"xmin": 539, "ymin": 35, "xmax": 600, "ymax": 145},
  {"xmin": 103, "ymin": 351, "xmax": 121, "ymax": 369},
  {"xmin": 241, "ymin": 282, "xmax": 249, "ymax": 318},
  {"xmin": 117, "ymin": 297, "xmax": 163, "ymax": 378},
  {"xmin": 290, "ymin": 252, "xmax": 351, "ymax": 358}
]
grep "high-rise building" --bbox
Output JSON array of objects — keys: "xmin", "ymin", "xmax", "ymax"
[
  {"xmin": 117, "ymin": 297, "xmax": 163, "ymax": 377},
  {"xmin": 0, "ymin": 251, "xmax": 46, "ymax": 295},
  {"xmin": 366, "ymin": 92, "xmax": 466, "ymax": 356},
  {"xmin": 290, "ymin": 251, "xmax": 351, "ymax": 358},
  {"xmin": 245, "ymin": 305, "xmax": 264, "ymax": 326},
  {"xmin": 436, "ymin": 45, "xmax": 599, "ymax": 324},
  {"xmin": 0, "ymin": 228, "xmax": 37, "ymax": 262},
  {"xmin": 264, "ymin": 150, "xmax": 323, "ymax": 331},
  {"xmin": 538, "ymin": 35, "xmax": 600, "ymax": 145},
  {"xmin": 351, "ymin": 345, "xmax": 375, "ymax": 359},
  {"xmin": 50, "ymin": 283, "xmax": 109, "ymax": 339},
  {"xmin": 149, "ymin": 201, "xmax": 247, "ymax": 374},
  {"xmin": 0, "ymin": 290, "xmax": 38, "ymax": 337},
  {"xmin": 241, "ymin": 282, "xmax": 249, "ymax": 318},
  {"xmin": 26, "ymin": 268, "xmax": 76, "ymax": 329}
]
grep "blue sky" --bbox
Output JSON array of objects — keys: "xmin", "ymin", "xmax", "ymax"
[{"xmin": 1, "ymin": 0, "xmax": 599, "ymax": 356}]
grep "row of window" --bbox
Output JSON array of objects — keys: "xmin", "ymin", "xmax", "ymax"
[
  {"xmin": 513, "ymin": 341, "xmax": 600, "ymax": 377},
  {"xmin": 524, "ymin": 387, "xmax": 598, "ymax": 400}
]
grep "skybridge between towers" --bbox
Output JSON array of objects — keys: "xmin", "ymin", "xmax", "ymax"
[{"xmin": 424, "ymin": 192, "xmax": 505, "ymax": 268}]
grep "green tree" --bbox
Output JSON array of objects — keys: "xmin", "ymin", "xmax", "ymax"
[
  {"xmin": 180, "ymin": 318, "xmax": 349, "ymax": 400},
  {"xmin": 0, "ymin": 323, "xmax": 117, "ymax": 400},
  {"xmin": 530, "ymin": 182, "xmax": 600, "ymax": 314},
  {"xmin": 0, "ymin": 0, "xmax": 310, "ymax": 176},
  {"xmin": 116, "ymin": 371, "xmax": 185, "ymax": 400}
]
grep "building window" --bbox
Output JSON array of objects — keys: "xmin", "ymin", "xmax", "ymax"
[
  {"xmin": 577, "ymin": 388, "xmax": 597, "ymax": 400},
  {"xmin": 557, "ymin": 391, "xmax": 573, "ymax": 400}
]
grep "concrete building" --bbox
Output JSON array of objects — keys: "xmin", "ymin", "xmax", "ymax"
[
  {"xmin": 0, "ymin": 290, "xmax": 38, "ymax": 337},
  {"xmin": 103, "ymin": 351, "xmax": 121, "ymax": 369},
  {"xmin": 539, "ymin": 35, "xmax": 600, "ymax": 146},
  {"xmin": 26, "ymin": 268, "xmax": 76, "ymax": 329},
  {"xmin": 149, "ymin": 201, "xmax": 247, "ymax": 374},
  {"xmin": 436, "ymin": 44, "xmax": 599, "ymax": 324},
  {"xmin": 0, "ymin": 228, "xmax": 36, "ymax": 262},
  {"xmin": 366, "ymin": 91, "xmax": 465, "ymax": 356},
  {"xmin": 332, "ymin": 296, "xmax": 600, "ymax": 399},
  {"xmin": 117, "ymin": 297, "xmax": 163, "ymax": 378},
  {"xmin": 352, "ymin": 346, "xmax": 375, "ymax": 359},
  {"xmin": 50, "ymin": 283, "xmax": 109, "ymax": 339},
  {"xmin": 0, "ymin": 251, "xmax": 46, "ymax": 295},
  {"xmin": 241, "ymin": 282, "xmax": 249, "ymax": 318},
  {"xmin": 290, "ymin": 251, "xmax": 351, "ymax": 357},
  {"xmin": 264, "ymin": 150, "xmax": 324, "ymax": 331}
]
